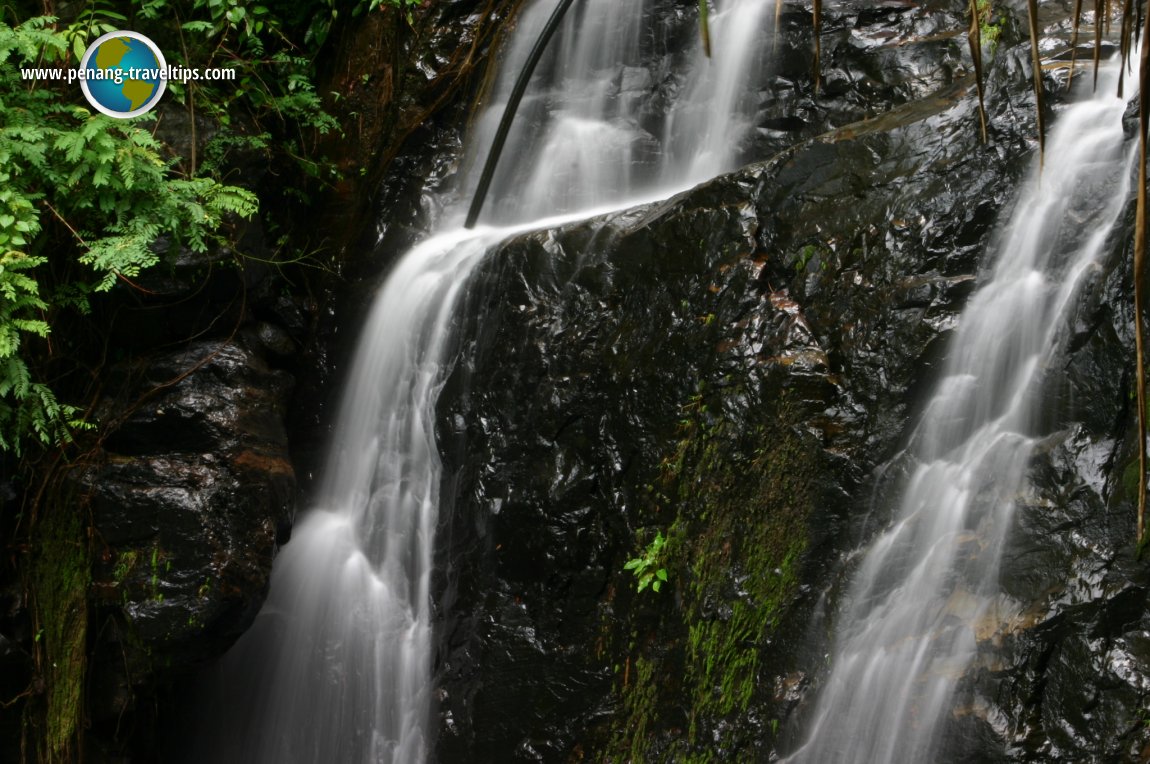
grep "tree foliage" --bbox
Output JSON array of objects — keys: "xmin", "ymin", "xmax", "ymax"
[
  {"xmin": 0, "ymin": 18, "xmax": 258, "ymax": 454},
  {"xmin": 0, "ymin": 0, "xmax": 419, "ymax": 455}
]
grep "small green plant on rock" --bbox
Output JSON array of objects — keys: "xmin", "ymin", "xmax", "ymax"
[
  {"xmin": 111, "ymin": 550, "xmax": 139, "ymax": 584},
  {"xmin": 977, "ymin": 0, "xmax": 1002, "ymax": 50},
  {"xmin": 624, "ymin": 530, "xmax": 669, "ymax": 593}
]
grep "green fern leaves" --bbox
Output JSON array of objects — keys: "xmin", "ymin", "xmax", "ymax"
[{"xmin": 0, "ymin": 19, "xmax": 258, "ymax": 454}]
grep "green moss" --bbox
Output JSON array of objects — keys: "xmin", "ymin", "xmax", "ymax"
[
  {"xmin": 111, "ymin": 549, "xmax": 139, "ymax": 584},
  {"xmin": 679, "ymin": 409, "xmax": 811, "ymax": 748},
  {"xmin": 29, "ymin": 492, "xmax": 90, "ymax": 763},
  {"xmin": 1122, "ymin": 456, "xmax": 1142, "ymax": 499},
  {"xmin": 604, "ymin": 389, "xmax": 817, "ymax": 761},
  {"xmin": 793, "ymin": 242, "xmax": 835, "ymax": 275},
  {"xmin": 614, "ymin": 656, "xmax": 658, "ymax": 761},
  {"xmin": 977, "ymin": 0, "xmax": 1002, "ymax": 51}
]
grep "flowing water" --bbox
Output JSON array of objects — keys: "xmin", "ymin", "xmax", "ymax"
[
  {"xmin": 189, "ymin": 0, "xmax": 775, "ymax": 761},
  {"xmin": 786, "ymin": 52, "xmax": 1137, "ymax": 763},
  {"xmin": 460, "ymin": 0, "xmax": 773, "ymax": 226}
]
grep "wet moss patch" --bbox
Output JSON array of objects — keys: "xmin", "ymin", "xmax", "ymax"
[
  {"xmin": 605, "ymin": 390, "xmax": 820, "ymax": 762},
  {"xmin": 28, "ymin": 481, "xmax": 90, "ymax": 763}
]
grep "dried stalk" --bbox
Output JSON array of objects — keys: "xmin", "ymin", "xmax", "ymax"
[
  {"xmin": 1119, "ymin": 0, "xmax": 1135, "ymax": 97},
  {"xmin": 813, "ymin": 0, "xmax": 822, "ymax": 94},
  {"xmin": 1026, "ymin": 0, "xmax": 1045, "ymax": 166},
  {"xmin": 1095, "ymin": 0, "xmax": 1105, "ymax": 90},
  {"xmin": 1070, "ymin": 0, "xmax": 1084, "ymax": 89},
  {"xmin": 1136, "ymin": 4, "xmax": 1150, "ymax": 549},
  {"xmin": 968, "ymin": 0, "xmax": 988, "ymax": 142},
  {"xmin": 699, "ymin": 0, "xmax": 712, "ymax": 58}
]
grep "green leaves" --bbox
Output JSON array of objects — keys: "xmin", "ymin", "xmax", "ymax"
[
  {"xmin": 0, "ymin": 0, "xmax": 344, "ymax": 456},
  {"xmin": 61, "ymin": 0, "xmax": 127, "ymax": 62},
  {"xmin": 0, "ymin": 178, "xmax": 41, "ymax": 253},
  {"xmin": 0, "ymin": 18, "xmax": 260, "ymax": 455},
  {"xmin": 624, "ymin": 530, "xmax": 670, "ymax": 594},
  {"xmin": 0, "ymin": 253, "xmax": 49, "ymax": 355},
  {"xmin": 0, "ymin": 249, "xmax": 66, "ymax": 456},
  {"xmin": 0, "ymin": 16, "xmax": 65, "ymax": 64}
]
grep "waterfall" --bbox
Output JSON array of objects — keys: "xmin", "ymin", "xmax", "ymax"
[
  {"xmin": 785, "ymin": 51, "xmax": 1137, "ymax": 763},
  {"xmin": 185, "ymin": 1, "xmax": 775, "ymax": 761},
  {"xmin": 458, "ymin": 0, "xmax": 774, "ymax": 226}
]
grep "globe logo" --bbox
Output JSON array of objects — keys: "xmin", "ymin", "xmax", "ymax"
[{"xmin": 79, "ymin": 31, "xmax": 167, "ymax": 119}]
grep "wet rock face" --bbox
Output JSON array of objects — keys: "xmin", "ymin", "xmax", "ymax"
[
  {"xmin": 317, "ymin": 0, "xmax": 523, "ymax": 272},
  {"xmin": 765, "ymin": 0, "xmax": 970, "ymax": 148},
  {"xmin": 432, "ymin": 3, "xmax": 1057, "ymax": 759},
  {"xmin": 79, "ymin": 337, "xmax": 295, "ymax": 747}
]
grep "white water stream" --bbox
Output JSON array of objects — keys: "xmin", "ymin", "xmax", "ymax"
[
  {"xmin": 191, "ymin": 1, "xmax": 775, "ymax": 761},
  {"xmin": 787, "ymin": 52, "xmax": 1137, "ymax": 763}
]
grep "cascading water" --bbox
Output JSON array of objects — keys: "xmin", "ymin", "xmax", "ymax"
[
  {"xmin": 186, "ymin": 0, "xmax": 775, "ymax": 761},
  {"xmin": 459, "ymin": 0, "xmax": 773, "ymax": 226},
  {"xmin": 786, "ymin": 51, "xmax": 1137, "ymax": 763}
]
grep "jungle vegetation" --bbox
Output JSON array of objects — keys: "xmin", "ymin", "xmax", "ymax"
[{"xmin": 0, "ymin": 0, "xmax": 412, "ymax": 460}]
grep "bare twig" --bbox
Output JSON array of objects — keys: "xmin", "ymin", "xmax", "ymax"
[
  {"xmin": 1069, "ymin": 0, "xmax": 1084, "ymax": 90},
  {"xmin": 699, "ymin": 0, "xmax": 712, "ymax": 58},
  {"xmin": 813, "ymin": 0, "xmax": 822, "ymax": 94},
  {"xmin": 1026, "ymin": 0, "xmax": 1046, "ymax": 167},
  {"xmin": 1135, "ymin": 4, "xmax": 1150, "ymax": 550},
  {"xmin": 968, "ymin": 0, "xmax": 988, "ymax": 143}
]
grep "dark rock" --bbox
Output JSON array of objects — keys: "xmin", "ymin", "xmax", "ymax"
[
  {"xmin": 431, "ymin": 2, "xmax": 1054, "ymax": 757},
  {"xmin": 0, "ymin": 631, "xmax": 31, "ymax": 763},
  {"xmin": 313, "ymin": 0, "xmax": 522, "ymax": 269},
  {"xmin": 249, "ymin": 321, "xmax": 297, "ymax": 361},
  {"xmin": 0, "ymin": 631, "xmax": 32, "ymax": 707},
  {"xmin": 151, "ymin": 102, "xmax": 220, "ymax": 175},
  {"xmin": 78, "ymin": 338, "xmax": 295, "ymax": 748}
]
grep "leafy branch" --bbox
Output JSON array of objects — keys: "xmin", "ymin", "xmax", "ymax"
[
  {"xmin": 624, "ymin": 530, "xmax": 669, "ymax": 594},
  {"xmin": 0, "ymin": 18, "xmax": 257, "ymax": 455}
]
